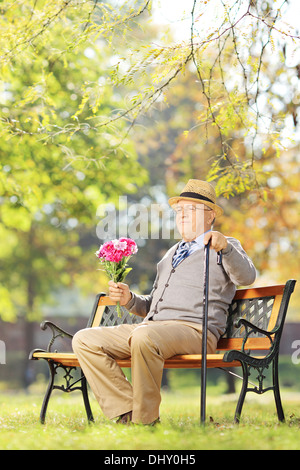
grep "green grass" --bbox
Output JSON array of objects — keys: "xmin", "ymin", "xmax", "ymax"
[{"xmin": 1, "ymin": 388, "xmax": 300, "ymax": 450}]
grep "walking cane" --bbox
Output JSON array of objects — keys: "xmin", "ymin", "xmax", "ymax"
[{"xmin": 201, "ymin": 240, "xmax": 222, "ymax": 425}]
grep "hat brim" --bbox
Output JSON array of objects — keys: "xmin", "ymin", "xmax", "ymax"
[{"xmin": 168, "ymin": 196, "xmax": 223, "ymax": 217}]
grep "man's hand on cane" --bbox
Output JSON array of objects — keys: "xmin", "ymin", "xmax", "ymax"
[{"xmin": 204, "ymin": 231, "xmax": 228, "ymax": 252}]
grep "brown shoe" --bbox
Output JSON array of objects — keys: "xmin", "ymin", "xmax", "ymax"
[
  {"xmin": 116, "ymin": 411, "xmax": 132, "ymax": 425},
  {"xmin": 146, "ymin": 417, "xmax": 160, "ymax": 426}
]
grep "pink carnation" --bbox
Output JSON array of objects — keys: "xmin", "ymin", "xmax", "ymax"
[
  {"xmin": 96, "ymin": 238, "xmax": 138, "ymax": 263},
  {"xmin": 119, "ymin": 237, "xmax": 138, "ymax": 256},
  {"xmin": 95, "ymin": 238, "xmax": 138, "ymax": 317}
]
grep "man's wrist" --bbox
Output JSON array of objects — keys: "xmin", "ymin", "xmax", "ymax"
[
  {"xmin": 124, "ymin": 291, "xmax": 134, "ymax": 309},
  {"xmin": 222, "ymin": 240, "xmax": 232, "ymax": 255}
]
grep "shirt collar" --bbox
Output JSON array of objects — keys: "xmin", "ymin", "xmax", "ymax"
[
  {"xmin": 194, "ymin": 229, "xmax": 211, "ymax": 247},
  {"xmin": 181, "ymin": 229, "xmax": 211, "ymax": 247}
]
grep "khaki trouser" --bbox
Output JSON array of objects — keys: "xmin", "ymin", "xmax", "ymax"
[{"xmin": 72, "ymin": 320, "xmax": 217, "ymax": 424}]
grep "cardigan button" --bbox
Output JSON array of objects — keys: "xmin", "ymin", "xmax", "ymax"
[{"xmin": 165, "ymin": 283, "xmax": 169, "ymax": 287}]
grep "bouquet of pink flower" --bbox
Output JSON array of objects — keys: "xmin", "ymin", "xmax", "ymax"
[{"xmin": 95, "ymin": 238, "xmax": 138, "ymax": 317}]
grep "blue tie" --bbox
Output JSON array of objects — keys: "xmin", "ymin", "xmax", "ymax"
[{"xmin": 172, "ymin": 241, "xmax": 195, "ymax": 268}]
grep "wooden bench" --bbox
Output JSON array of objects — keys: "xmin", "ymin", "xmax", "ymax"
[{"xmin": 29, "ymin": 279, "xmax": 296, "ymax": 424}]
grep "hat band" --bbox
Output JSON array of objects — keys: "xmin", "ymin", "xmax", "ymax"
[{"xmin": 179, "ymin": 191, "xmax": 214, "ymax": 204}]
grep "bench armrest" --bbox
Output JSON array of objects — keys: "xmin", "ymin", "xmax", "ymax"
[
  {"xmin": 223, "ymin": 317, "xmax": 277, "ymax": 365},
  {"xmin": 235, "ymin": 317, "xmax": 277, "ymax": 355},
  {"xmin": 235, "ymin": 318, "xmax": 275, "ymax": 346},
  {"xmin": 40, "ymin": 320, "xmax": 74, "ymax": 353}
]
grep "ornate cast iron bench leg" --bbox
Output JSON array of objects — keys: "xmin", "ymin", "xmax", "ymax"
[
  {"xmin": 232, "ymin": 353, "xmax": 285, "ymax": 424},
  {"xmin": 39, "ymin": 360, "xmax": 94, "ymax": 424},
  {"xmin": 81, "ymin": 375, "xmax": 94, "ymax": 423},
  {"xmin": 40, "ymin": 360, "xmax": 56, "ymax": 424},
  {"xmin": 234, "ymin": 361, "xmax": 249, "ymax": 424},
  {"xmin": 273, "ymin": 354, "xmax": 285, "ymax": 422}
]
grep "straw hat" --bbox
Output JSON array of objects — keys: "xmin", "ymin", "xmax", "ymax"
[{"xmin": 168, "ymin": 179, "xmax": 223, "ymax": 217}]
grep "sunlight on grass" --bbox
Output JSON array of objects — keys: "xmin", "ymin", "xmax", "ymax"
[{"xmin": 1, "ymin": 389, "xmax": 300, "ymax": 450}]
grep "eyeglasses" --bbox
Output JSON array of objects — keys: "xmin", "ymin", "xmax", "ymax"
[{"xmin": 173, "ymin": 205, "xmax": 212, "ymax": 215}]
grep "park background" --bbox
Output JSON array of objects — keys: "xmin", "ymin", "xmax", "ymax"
[{"xmin": 0, "ymin": 0, "xmax": 300, "ymax": 437}]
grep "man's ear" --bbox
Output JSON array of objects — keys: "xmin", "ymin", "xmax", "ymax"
[{"xmin": 209, "ymin": 210, "xmax": 216, "ymax": 226}]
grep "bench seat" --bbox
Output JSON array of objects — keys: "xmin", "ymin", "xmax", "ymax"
[{"xmin": 32, "ymin": 350, "xmax": 253, "ymax": 369}]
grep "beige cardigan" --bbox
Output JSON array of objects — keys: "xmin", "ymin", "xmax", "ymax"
[{"xmin": 125, "ymin": 237, "xmax": 256, "ymax": 340}]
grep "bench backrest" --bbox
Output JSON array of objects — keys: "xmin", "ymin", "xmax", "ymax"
[{"xmin": 87, "ymin": 280, "xmax": 296, "ymax": 352}]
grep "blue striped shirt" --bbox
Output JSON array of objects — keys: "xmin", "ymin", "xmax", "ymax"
[
  {"xmin": 187, "ymin": 230, "xmax": 211, "ymax": 255},
  {"xmin": 172, "ymin": 230, "xmax": 211, "ymax": 267}
]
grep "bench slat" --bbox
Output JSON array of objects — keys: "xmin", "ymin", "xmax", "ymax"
[
  {"xmin": 233, "ymin": 285, "xmax": 285, "ymax": 299},
  {"xmin": 217, "ymin": 337, "xmax": 271, "ymax": 350},
  {"xmin": 31, "ymin": 350, "xmax": 264, "ymax": 369}
]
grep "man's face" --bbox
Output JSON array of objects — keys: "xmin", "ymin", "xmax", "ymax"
[{"xmin": 174, "ymin": 200, "xmax": 215, "ymax": 241}]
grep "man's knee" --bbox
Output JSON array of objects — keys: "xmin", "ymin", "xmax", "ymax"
[
  {"xmin": 72, "ymin": 328, "xmax": 98, "ymax": 352},
  {"xmin": 72, "ymin": 327, "xmax": 115, "ymax": 355},
  {"xmin": 130, "ymin": 325, "xmax": 159, "ymax": 352},
  {"xmin": 72, "ymin": 329, "xmax": 86, "ymax": 352}
]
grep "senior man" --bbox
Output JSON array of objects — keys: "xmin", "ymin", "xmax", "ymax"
[{"xmin": 72, "ymin": 180, "xmax": 256, "ymax": 425}]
